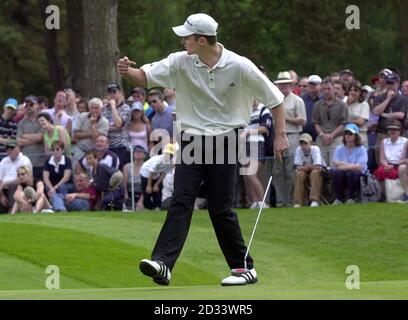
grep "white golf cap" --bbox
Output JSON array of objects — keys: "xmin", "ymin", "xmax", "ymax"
[
  {"xmin": 172, "ymin": 13, "xmax": 218, "ymax": 37},
  {"xmin": 308, "ymin": 75, "xmax": 322, "ymax": 84}
]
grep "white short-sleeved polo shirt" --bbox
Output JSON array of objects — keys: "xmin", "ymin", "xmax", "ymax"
[{"xmin": 141, "ymin": 44, "xmax": 284, "ymax": 135}]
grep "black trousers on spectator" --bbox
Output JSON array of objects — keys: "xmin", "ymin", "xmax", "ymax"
[
  {"xmin": 151, "ymin": 130, "xmax": 254, "ymax": 271},
  {"xmin": 332, "ymin": 169, "xmax": 362, "ymax": 200},
  {"xmin": 109, "ymin": 146, "xmax": 130, "ymax": 170},
  {"xmin": 141, "ymin": 176, "xmax": 162, "ymax": 209}
]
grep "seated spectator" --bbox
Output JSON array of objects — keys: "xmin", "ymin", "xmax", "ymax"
[
  {"xmin": 85, "ymin": 150, "xmax": 124, "ymax": 211},
  {"xmin": 73, "ymin": 97, "xmax": 109, "ymax": 162},
  {"xmin": 43, "ymin": 141, "xmax": 73, "ymax": 212},
  {"xmin": 140, "ymin": 143, "xmax": 175, "ymax": 210},
  {"xmin": 0, "ymin": 138, "xmax": 32, "ymax": 213},
  {"xmin": 11, "ymin": 165, "xmax": 53, "ymax": 214},
  {"xmin": 54, "ymin": 172, "xmax": 97, "ymax": 212},
  {"xmin": 127, "ymin": 102, "xmax": 152, "ymax": 153},
  {"xmin": 293, "ymin": 133, "xmax": 327, "ymax": 208},
  {"xmin": 0, "ymin": 98, "xmax": 18, "ymax": 161},
  {"xmin": 374, "ymin": 120, "xmax": 408, "ymax": 200},
  {"xmin": 37, "ymin": 112, "xmax": 71, "ymax": 155},
  {"xmin": 331, "ymin": 124, "xmax": 368, "ymax": 205},
  {"xmin": 161, "ymin": 166, "xmax": 175, "ymax": 210},
  {"xmin": 346, "ymin": 81, "xmax": 370, "ymax": 148},
  {"xmin": 123, "ymin": 145, "xmax": 146, "ymax": 210},
  {"xmin": 76, "ymin": 135, "xmax": 120, "ymax": 178}
]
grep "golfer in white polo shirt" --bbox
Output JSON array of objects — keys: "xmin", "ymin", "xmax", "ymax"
[{"xmin": 118, "ymin": 13, "xmax": 288, "ymax": 286}]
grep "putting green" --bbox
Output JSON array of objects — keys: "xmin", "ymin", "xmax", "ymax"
[{"xmin": 0, "ymin": 204, "xmax": 407, "ymax": 299}]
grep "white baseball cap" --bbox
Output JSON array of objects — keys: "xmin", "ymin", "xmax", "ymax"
[
  {"xmin": 172, "ymin": 13, "xmax": 218, "ymax": 37},
  {"xmin": 308, "ymin": 75, "xmax": 322, "ymax": 85}
]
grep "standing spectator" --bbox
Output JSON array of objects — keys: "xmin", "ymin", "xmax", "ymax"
[
  {"xmin": 57, "ymin": 172, "xmax": 97, "ymax": 212},
  {"xmin": 334, "ymin": 80, "xmax": 348, "ymax": 103},
  {"xmin": 140, "ymin": 143, "xmax": 175, "ymax": 210},
  {"xmin": 149, "ymin": 89, "xmax": 175, "ymax": 139},
  {"xmin": 302, "ymin": 75, "xmax": 322, "ymax": 140},
  {"xmin": 16, "ymin": 95, "xmax": 45, "ymax": 180},
  {"xmin": 37, "ymin": 112, "xmax": 71, "ymax": 155},
  {"xmin": 43, "ymin": 90, "xmax": 72, "ymax": 132},
  {"xmin": 131, "ymin": 87, "xmax": 155, "ymax": 119},
  {"xmin": 374, "ymin": 120, "xmax": 408, "ymax": 193},
  {"xmin": 339, "ymin": 69, "xmax": 354, "ymax": 89},
  {"xmin": 0, "ymin": 138, "xmax": 32, "ymax": 213},
  {"xmin": 293, "ymin": 133, "xmax": 327, "ymax": 208},
  {"xmin": 85, "ymin": 150, "xmax": 124, "ymax": 210},
  {"xmin": 297, "ymin": 77, "xmax": 309, "ymax": 96},
  {"xmin": 346, "ymin": 81, "xmax": 370, "ymax": 148},
  {"xmin": 78, "ymin": 99, "xmax": 89, "ymax": 114},
  {"xmin": 11, "ymin": 165, "xmax": 53, "ymax": 214},
  {"xmin": 372, "ymin": 71, "xmax": 407, "ymax": 163},
  {"xmin": 241, "ymin": 100, "xmax": 272, "ymax": 209},
  {"xmin": 73, "ymin": 97, "xmax": 109, "ymax": 162},
  {"xmin": 123, "ymin": 145, "xmax": 146, "ymax": 210},
  {"xmin": 76, "ymin": 135, "xmax": 120, "ymax": 178},
  {"xmin": 164, "ymin": 88, "xmax": 176, "ymax": 108},
  {"xmin": 37, "ymin": 96, "xmax": 50, "ymax": 112},
  {"xmin": 103, "ymin": 83, "xmax": 131, "ymax": 169},
  {"xmin": 331, "ymin": 124, "xmax": 368, "ymax": 205},
  {"xmin": 0, "ymin": 98, "xmax": 18, "ymax": 160},
  {"xmin": 401, "ymin": 80, "xmax": 408, "ymax": 97},
  {"xmin": 273, "ymin": 71, "xmax": 306, "ymax": 207},
  {"xmin": 127, "ymin": 101, "xmax": 152, "ymax": 152},
  {"xmin": 43, "ymin": 141, "xmax": 73, "ymax": 212},
  {"xmin": 313, "ymin": 77, "xmax": 348, "ymax": 167}
]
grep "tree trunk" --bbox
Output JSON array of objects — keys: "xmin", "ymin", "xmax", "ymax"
[
  {"xmin": 66, "ymin": 0, "xmax": 84, "ymax": 94},
  {"xmin": 82, "ymin": 0, "xmax": 120, "ymax": 99},
  {"xmin": 39, "ymin": 0, "xmax": 65, "ymax": 91}
]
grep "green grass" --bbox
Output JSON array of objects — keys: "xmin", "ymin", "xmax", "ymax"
[{"xmin": 0, "ymin": 203, "xmax": 407, "ymax": 300}]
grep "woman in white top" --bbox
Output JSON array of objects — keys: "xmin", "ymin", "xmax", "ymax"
[
  {"xmin": 374, "ymin": 120, "xmax": 408, "ymax": 187},
  {"xmin": 127, "ymin": 101, "xmax": 152, "ymax": 152},
  {"xmin": 346, "ymin": 81, "xmax": 370, "ymax": 148}
]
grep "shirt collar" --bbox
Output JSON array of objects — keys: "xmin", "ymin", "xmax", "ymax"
[{"xmin": 193, "ymin": 43, "xmax": 227, "ymax": 69}]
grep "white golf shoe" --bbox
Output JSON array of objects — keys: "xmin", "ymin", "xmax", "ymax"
[
  {"xmin": 139, "ymin": 259, "xmax": 171, "ymax": 286},
  {"xmin": 221, "ymin": 268, "xmax": 258, "ymax": 286}
]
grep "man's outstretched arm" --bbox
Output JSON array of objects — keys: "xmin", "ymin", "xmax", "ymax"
[{"xmin": 117, "ymin": 57, "xmax": 148, "ymax": 88}]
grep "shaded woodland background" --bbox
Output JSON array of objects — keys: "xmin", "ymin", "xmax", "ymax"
[{"xmin": 0, "ymin": 0, "xmax": 407, "ymax": 100}]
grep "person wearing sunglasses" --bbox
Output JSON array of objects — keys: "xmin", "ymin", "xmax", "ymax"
[{"xmin": 331, "ymin": 123, "xmax": 368, "ymax": 205}]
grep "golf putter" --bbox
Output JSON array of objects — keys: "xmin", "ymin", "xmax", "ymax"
[{"xmin": 243, "ymin": 175, "xmax": 273, "ymax": 271}]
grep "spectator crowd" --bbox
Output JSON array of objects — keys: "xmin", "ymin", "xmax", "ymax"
[{"xmin": 1, "ymin": 66, "xmax": 408, "ymax": 214}]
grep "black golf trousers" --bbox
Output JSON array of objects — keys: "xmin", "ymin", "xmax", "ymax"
[{"xmin": 151, "ymin": 130, "xmax": 254, "ymax": 271}]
